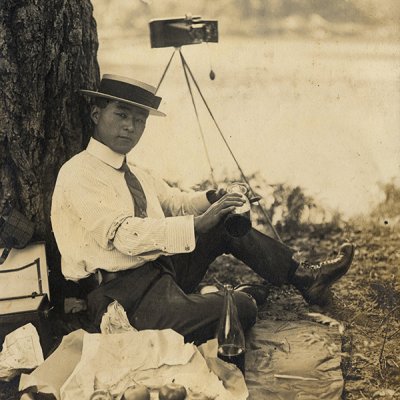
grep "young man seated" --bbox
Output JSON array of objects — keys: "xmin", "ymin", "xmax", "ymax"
[{"xmin": 51, "ymin": 74, "xmax": 354, "ymax": 343}]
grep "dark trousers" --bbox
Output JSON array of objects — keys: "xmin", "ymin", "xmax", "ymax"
[{"xmin": 87, "ymin": 224, "xmax": 296, "ymax": 344}]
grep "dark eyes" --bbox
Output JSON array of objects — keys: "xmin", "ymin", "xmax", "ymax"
[{"xmin": 115, "ymin": 112, "xmax": 128, "ymax": 119}]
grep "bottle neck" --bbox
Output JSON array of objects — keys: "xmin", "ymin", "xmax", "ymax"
[
  {"xmin": 223, "ymin": 284, "xmax": 234, "ymax": 337},
  {"xmin": 217, "ymin": 284, "xmax": 245, "ymax": 348},
  {"xmin": 223, "ymin": 284, "xmax": 235, "ymax": 311}
]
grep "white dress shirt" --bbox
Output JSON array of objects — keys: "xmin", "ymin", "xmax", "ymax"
[{"xmin": 51, "ymin": 138, "xmax": 211, "ymax": 281}]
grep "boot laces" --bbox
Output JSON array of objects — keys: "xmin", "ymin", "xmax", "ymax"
[{"xmin": 303, "ymin": 253, "xmax": 344, "ymax": 270}]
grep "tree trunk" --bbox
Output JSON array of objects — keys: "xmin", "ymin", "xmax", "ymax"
[{"xmin": 0, "ymin": 0, "xmax": 99, "ymax": 306}]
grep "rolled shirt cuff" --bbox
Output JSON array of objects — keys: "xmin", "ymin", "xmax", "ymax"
[{"xmin": 165, "ymin": 215, "xmax": 196, "ymax": 253}]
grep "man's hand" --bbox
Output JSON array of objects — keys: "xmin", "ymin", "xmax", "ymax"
[
  {"xmin": 194, "ymin": 193, "xmax": 245, "ymax": 234},
  {"xmin": 206, "ymin": 188, "xmax": 227, "ymax": 204}
]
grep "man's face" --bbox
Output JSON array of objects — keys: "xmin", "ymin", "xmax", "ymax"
[{"xmin": 91, "ymin": 101, "xmax": 150, "ymax": 154}]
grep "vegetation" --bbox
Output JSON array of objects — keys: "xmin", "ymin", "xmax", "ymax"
[{"xmin": 370, "ymin": 180, "xmax": 400, "ymax": 227}]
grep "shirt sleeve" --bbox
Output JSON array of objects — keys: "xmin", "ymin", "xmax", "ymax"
[
  {"xmin": 113, "ymin": 215, "xmax": 195, "ymax": 255},
  {"xmin": 150, "ymin": 174, "xmax": 211, "ymax": 217},
  {"xmin": 58, "ymin": 168, "xmax": 196, "ymax": 258}
]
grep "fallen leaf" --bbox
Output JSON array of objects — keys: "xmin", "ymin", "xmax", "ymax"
[
  {"xmin": 372, "ymin": 388, "xmax": 396, "ymax": 398},
  {"xmin": 353, "ymin": 353, "xmax": 372, "ymax": 363}
]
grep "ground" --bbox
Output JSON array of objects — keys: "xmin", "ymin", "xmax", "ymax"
[
  {"xmin": 201, "ymin": 221, "xmax": 400, "ymax": 399},
  {"xmin": 0, "ymin": 221, "xmax": 399, "ymax": 399}
]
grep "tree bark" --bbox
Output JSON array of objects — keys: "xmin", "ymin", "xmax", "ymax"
[{"xmin": 0, "ymin": 0, "xmax": 99, "ymax": 305}]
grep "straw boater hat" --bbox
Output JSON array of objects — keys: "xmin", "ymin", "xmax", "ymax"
[{"xmin": 80, "ymin": 74, "xmax": 166, "ymax": 117}]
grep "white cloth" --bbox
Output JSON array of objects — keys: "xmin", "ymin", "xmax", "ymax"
[{"xmin": 51, "ymin": 138, "xmax": 210, "ymax": 281}]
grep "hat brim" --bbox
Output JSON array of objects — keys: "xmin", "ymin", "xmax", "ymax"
[{"xmin": 80, "ymin": 90, "xmax": 166, "ymax": 117}]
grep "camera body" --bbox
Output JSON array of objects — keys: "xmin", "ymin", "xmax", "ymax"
[{"xmin": 149, "ymin": 16, "xmax": 218, "ymax": 48}]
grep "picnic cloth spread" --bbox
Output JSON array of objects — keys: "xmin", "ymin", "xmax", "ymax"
[
  {"xmin": 19, "ymin": 301, "xmax": 344, "ymax": 399},
  {"xmin": 20, "ymin": 329, "xmax": 248, "ymax": 399},
  {"xmin": 245, "ymin": 319, "xmax": 343, "ymax": 399}
]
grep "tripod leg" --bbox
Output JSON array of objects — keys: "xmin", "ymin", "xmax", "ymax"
[{"xmin": 155, "ymin": 48, "xmax": 177, "ymax": 93}]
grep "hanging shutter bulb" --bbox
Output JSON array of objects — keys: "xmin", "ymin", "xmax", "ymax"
[{"xmin": 207, "ymin": 43, "xmax": 216, "ymax": 80}]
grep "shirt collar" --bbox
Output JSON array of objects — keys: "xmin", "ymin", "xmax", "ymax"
[{"xmin": 86, "ymin": 137, "xmax": 125, "ymax": 169}]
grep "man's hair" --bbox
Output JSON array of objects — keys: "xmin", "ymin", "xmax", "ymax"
[{"xmin": 93, "ymin": 97, "xmax": 110, "ymax": 109}]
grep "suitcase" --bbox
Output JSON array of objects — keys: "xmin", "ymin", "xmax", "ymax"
[{"xmin": 0, "ymin": 242, "xmax": 53, "ymax": 356}]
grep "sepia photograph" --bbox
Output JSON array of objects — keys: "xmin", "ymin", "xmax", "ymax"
[{"xmin": 0, "ymin": 1, "xmax": 399, "ymax": 399}]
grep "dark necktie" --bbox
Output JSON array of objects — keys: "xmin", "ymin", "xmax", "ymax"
[{"xmin": 120, "ymin": 160, "xmax": 147, "ymax": 218}]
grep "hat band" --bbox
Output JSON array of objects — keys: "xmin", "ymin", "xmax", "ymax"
[{"xmin": 99, "ymin": 79, "xmax": 161, "ymax": 110}]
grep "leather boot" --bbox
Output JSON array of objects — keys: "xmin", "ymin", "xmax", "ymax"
[
  {"xmin": 234, "ymin": 283, "xmax": 270, "ymax": 306},
  {"xmin": 291, "ymin": 243, "xmax": 354, "ymax": 306}
]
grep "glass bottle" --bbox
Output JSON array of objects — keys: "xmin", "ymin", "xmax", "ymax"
[
  {"xmin": 217, "ymin": 284, "xmax": 246, "ymax": 375},
  {"xmin": 224, "ymin": 182, "xmax": 251, "ymax": 237}
]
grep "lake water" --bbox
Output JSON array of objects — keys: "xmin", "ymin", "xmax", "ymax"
[{"xmin": 96, "ymin": 35, "xmax": 400, "ymax": 217}]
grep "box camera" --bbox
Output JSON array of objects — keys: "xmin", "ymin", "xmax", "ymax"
[{"xmin": 149, "ymin": 16, "xmax": 218, "ymax": 48}]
